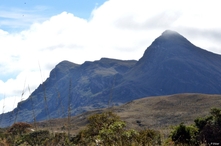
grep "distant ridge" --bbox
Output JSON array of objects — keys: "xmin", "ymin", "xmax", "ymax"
[{"xmin": 1, "ymin": 30, "xmax": 221, "ymax": 127}]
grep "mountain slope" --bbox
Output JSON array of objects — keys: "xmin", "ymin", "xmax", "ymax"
[
  {"xmin": 1, "ymin": 30, "xmax": 221, "ymax": 127},
  {"xmin": 117, "ymin": 30, "xmax": 221, "ymax": 98},
  {"xmin": 0, "ymin": 58, "xmax": 137, "ymax": 127}
]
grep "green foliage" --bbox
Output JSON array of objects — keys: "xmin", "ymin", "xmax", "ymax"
[
  {"xmin": 74, "ymin": 111, "xmax": 127, "ymax": 145},
  {"xmin": 17, "ymin": 130, "xmax": 51, "ymax": 145},
  {"xmin": 170, "ymin": 108, "xmax": 221, "ymax": 146},
  {"xmin": 0, "ymin": 128, "xmax": 5, "ymax": 140},
  {"xmin": 121, "ymin": 129, "xmax": 139, "ymax": 145},
  {"xmin": 137, "ymin": 129, "xmax": 161, "ymax": 146},
  {"xmin": 194, "ymin": 108, "xmax": 221, "ymax": 145},
  {"xmin": 74, "ymin": 111, "xmax": 161, "ymax": 145},
  {"xmin": 0, "ymin": 112, "xmax": 161, "ymax": 145},
  {"xmin": 45, "ymin": 133, "xmax": 75, "ymax": 146},
  {"xmin": 2, "ymin": 108, "xmax": 221, "ymax": 146},
  {"xmin": 170, "ymin": 123, "xmax": 197, "ymax": 146},
  {"xmin": 194, "ymin": 116, "xmax": 212, "ymax": 131},
  {"xmin": 4, "ymin": 122, "xmax": 33, "ymax": 145}
]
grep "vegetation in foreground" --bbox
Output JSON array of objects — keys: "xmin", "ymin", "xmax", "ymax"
[{"xmin": 0, "ymin": 108, "xmax": 220, "ymax": 146}]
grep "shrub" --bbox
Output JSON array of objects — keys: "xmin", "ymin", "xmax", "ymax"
[
  {"xmin": 74, "ymin": 111, "xmax": 127, "ymax": 145},
  {"xmin": 16, "ymin": 130, "xmax": 51, "ymax": 145},
  {"xmin": 170, "ymin": 123, "xmax": 197, "ymax": 146},
  {"xmin": 137, "ymin": 129, "xmax": 161, "ymax": 146},
  {"xmin": 7, "ymin": 122, "xmax": 32, "ymax": 136},
  {"xmin": 195, "ymin": 108, "xmax": 221, "ymax": 145}
]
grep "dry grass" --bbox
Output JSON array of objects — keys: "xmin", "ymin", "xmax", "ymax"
[
  {"xmin": 34, "ymin": 93, "xmax": 221, "ymax": 135},
  {"xmin": 114, "ymin": 93, "xmax": 221, "ymax": 130}
]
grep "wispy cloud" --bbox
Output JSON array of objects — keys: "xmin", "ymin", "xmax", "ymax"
[{"xmin": 0, "ymin": 6, "xmax": 50, "ymax": 31}]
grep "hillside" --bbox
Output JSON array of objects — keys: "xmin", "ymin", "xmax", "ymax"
[
  {"xmin": 35, "ymin": 93, "xmax": 221, "ymax": 134},
  {"xmin": 1, "ymin": 30, "xmax": 221, "ymax": 127},
  {"xmin": 121, "ymin": 30, "xmax": 221, "ymax": 97}
]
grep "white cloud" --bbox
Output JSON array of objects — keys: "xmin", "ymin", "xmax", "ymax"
[
  {"xmin": 0, "ymin": 96, "xmax": 20, "ymax": 114},
  {"xmin": 1, "ymin": 0, "xmax": 221, "ymax": 113}
]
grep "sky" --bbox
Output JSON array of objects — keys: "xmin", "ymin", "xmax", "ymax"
[{"xmin": 0, "ymin": 0, "xmax": 221, "ymax": 113}]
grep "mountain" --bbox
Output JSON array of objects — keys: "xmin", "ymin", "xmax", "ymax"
[
  {"xmin": 0, "ymin": 58, "xmax": 137, "ymax": 127},
  {"xmin": 1, "ymin": 30, "xmax": 221, "ymax": 127},
  {"xmin": 120, "ymin": 30, "xmax": 221, "ymax": 96}
]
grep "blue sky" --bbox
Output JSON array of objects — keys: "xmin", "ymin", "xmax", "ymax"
[
  {"xmin": 0, "ymin": 0, "xmax": 221, "ymax": 113},
  {"xmin": 0, "ymin": 0, "xmax": 107, "ymax": 31}
]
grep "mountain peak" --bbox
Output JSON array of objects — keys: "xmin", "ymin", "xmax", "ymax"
[
  {"xmin": 138, "ymin": 30, "xmax": 198, "ymax": 68},
  {"xmin": 149, "ymin": 30, "xmax": 192, "ymax": 48},
  {"xmin": 161, "ymin": 30, "xmax": 180, "ymax": 36},
  {"xmin": 158, "ymin": 30, "xmax": 188, "ymax": 42}
]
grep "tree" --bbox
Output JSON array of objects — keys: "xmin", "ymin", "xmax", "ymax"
[
  {"xmin": 194, "ymin": 108, "xmax": 221, "ymax": 145},
  {"xmin": 74, "ymin": 111, "xmax": 161, "ymax": 145},
  {"xmin": 75, "ymin": 111, "xmax": 127, "ymax": 145},
  {"xmin": 171, "ymin": 123, "xmax": 197, "ymax": 146},
  {"xmin": 137, "ymin": 129, "xmax": 161, "ymax": 146}
]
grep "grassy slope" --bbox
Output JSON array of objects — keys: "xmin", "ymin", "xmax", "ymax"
[{"xmin": 35, "ymin": 93, "xmax": 221, "ymax": 134}]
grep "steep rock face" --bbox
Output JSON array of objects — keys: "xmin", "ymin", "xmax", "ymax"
[{"xmin": 1, "ymin": 30, "xmax": 221, "ymax": 127}]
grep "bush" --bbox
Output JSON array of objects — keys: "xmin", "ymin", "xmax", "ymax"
[
  {"xmin": 74, "ymin": 111, "xmax": 127, "ymax": 145},
  {"xmin": 16, "ymin": 130, "xmax": 51, "ymax": 145},
  {"xmin": 170, "ymin": 123, "xmax": 197, "ymax": 146},
  {"xmin": 73, "ymin": 111, "xmax": 161, "ymax": 145},
  {"xmin": 195, "ymin": 108, "xmax": 221, "ymax": 145},
  {"xmin": 137, "ymin": 129, "xmax": 161, "ymax": 146},
  {"xmin": 7, "ymin": 122, "xmax": 32, "ymax": 136}
]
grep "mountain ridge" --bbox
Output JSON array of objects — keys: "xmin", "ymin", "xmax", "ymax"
[{"xmin": 1, "ymin": 30, "xmax": 221, "ymax": 127}]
